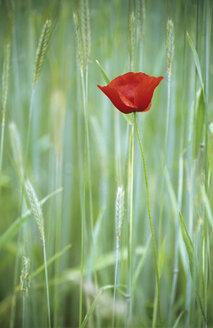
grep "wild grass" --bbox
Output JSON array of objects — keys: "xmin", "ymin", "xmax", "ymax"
[{"xmin": 0, "ymin": 0, "xmax": 213, "ymax": 327}]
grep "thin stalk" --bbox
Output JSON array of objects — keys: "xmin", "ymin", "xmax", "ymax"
[
  {"xmin": 114, "ymin": 110, "xmax": 121, "ymax": 183},
  {"xmin": 207, "ymin": 135, "xmax": 213, "ymax": 188},
  {"xmin": 80, "ymin": 68, "xmax": 100, "ymax": 325},
  {"xmin": 185, "ymin": 8, "xmax": 198, "ymax": 324},
  {"xmin": 43, "ymin": 242, "xmax": 51, "ymax": 328},
  {"xmin": 134, "ymin": 112, "xmax": 161, "ymax": 321},
  {"xmin": 0, "ymin": 43, "xmax": 10, "ymax": 174},
  {"xmin": 112, "ymin": 246, "xmax": 119, "ymax": 328},
  {"xmin": 205, "ymin": 0, "xmax": 210, "ymax": 104},
  {"xmin": 22, "ymin": 293, "xmax": 26, "ymax": 328},
  {"xmin": 169, "ymin": 154, "xmax": 183, "ymax": 324},
  {"xmin": 159, "ymin": 71, "xmax": 171, "ymax": 239},
  {"xmin": 80, "ymin": 70, "xmax": 93, "ymax": 242},
  {"xmin": 152, "ymin": 284, "xmax": 158, "ymax": 328},
  {"xmin": 169, "ymin": 23, "xmax": 185, "ymax": 322},
  {"xmin": 79, "ymin": 185, "xmax": 85, "ymax": 327},
  {"xmin": 0, "ymin": 111, "xmax": 6, "ymax": 173},
  {"xmin": 126, "ymin": 3, "xmax": 135, "ymax": 326},
  {"xmin": 126, "ymin": 124, "xmax": 134, "ymax": 325},
  {"xmin": 9, "ymin": 205, "xmax": 25, "ymax": 328},
  {"xmin": 10, "ymin": 86, "xmax": 41, "ymax": 328},
  {"xmin": 9, "ymin": 24, "xmax": 24, "ymax": 328},
  {"xmin": 24, "ymin": 88, "xmax": 35, "ymax": 170},
  {"xmin": 53, "ymin": 158, "xmax": 63, "ymax": 328},
  {"xmin": 203, "ymin": 0, "xmax": 211, "ymax": 320},
  {"xmin": 158, "ymin": 17, "xmax": 175, "ymax": 253},
  {"xmin": 80, "ymin": 69, "xmax": 100, "ymax": 326}
]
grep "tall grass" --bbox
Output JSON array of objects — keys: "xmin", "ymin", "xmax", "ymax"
[{"xmin": 0, "ymin": 0, "xmax": 213, "ymax": 327}]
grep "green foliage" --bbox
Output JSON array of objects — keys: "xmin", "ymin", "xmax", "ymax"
[
  {"xmin": 179, "ymin": 212, "xmax": 206, "ymax": 323},
  {"xmin": 179, "ymin": 212, "xmax": 196, "ymax": 276},
  {"xmin": 186, "ymin": 32, "xmax": 204, "ymax": 92},
  {"xmin": 193, "ymin": 88, "xmax": 206, "ymax": 159}
]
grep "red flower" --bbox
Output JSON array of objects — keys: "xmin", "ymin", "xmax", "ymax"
[{"xmin": 97, "ymin": 72, "xmax": 164, "ymax": 114}]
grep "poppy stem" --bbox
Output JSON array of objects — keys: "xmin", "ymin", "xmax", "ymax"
[{"xmin": 134, "ymin": 112, "xmax": 162, "ymax": 322}]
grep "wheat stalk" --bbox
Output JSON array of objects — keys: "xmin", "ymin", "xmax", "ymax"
[
  {"xmin": 0, "ymin": 42, "xmax": 11, "ymax": 173},
  {"xmin": 24, "ymin": 179, "xmax": 51, "ymax": 328},
  {"xmin": 9, "ymin": 122, "xmax": 24, "ymax": 178}
]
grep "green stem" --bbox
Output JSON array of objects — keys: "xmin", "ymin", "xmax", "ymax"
[
  {"xmin": 43, "ymin": 241, "xmax": 51, "ymax": 328},
  {"xmin": 127, "ymin": 124, "xmax": 134, "ymax": 324},
  {"xmin": 134, "ymin": 112, "xmax": 161, "ymax": 321},
  {"xmin": 79, "ymin": 184, "xmax": 85, "ymax": 327},
  {"xmin": 80, "ymin": 70, "xmax": 94, "ymax": 240},
  {"xmin": 0, "ymin": 111, "xmax": 6, "ymax": 174}
]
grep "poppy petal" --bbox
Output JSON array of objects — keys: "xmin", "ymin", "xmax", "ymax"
[
  {"xmin": 109, "ymin": 72, "xmax": 150, "ymax": 104},
  {"xmin": 134, "ymin": 76, "xmax": 164, "ymax": 110},
  {"xmin": 97, "ymin": 85, "xmax": 137, "ymax": 114},
  {"xmin": 137, "ymin": 102, "xmax": 152, "ymax": 112}
]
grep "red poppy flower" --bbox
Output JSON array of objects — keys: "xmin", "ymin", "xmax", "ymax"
[{"xmin": 97, "ymin": 72, "xmax": 164, "ymax": 114}]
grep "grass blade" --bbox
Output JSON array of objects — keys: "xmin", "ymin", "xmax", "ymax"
[
  {"xmin": 179, "ymin": 212, "xmax": 207, "ymax": 323},
  {"xmin": 172, "ymin": 311, "xmax": 184, "ymax": 328},
  {"xmin": 0, "ymin": 42, "xmax": 11, "ymax": 173},
  {"xmin": 80, "ymin": 285, "xmax": 114, "ymax": 328},
  {"xmin": 193, "ymin": 88, "xmax": 206, "ymax": 159},
  {"xmin": 179, "ymin": 212, "xmax": 195, "ymax": 276},
  {"xmin": 186, "ymin": 32, "xmax": 204, "ymax": 92},
  {"xmin": 96, "ymin": 59, "xmax": 110, "ymax": 84},
  {"xmin": 31, "ymin": 244, "xmax": 71, "ymax": 279}
]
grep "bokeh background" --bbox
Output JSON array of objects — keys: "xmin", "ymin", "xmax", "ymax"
[{"xmin": 0, "ymin": 0, "xmax": 213, "ymax": 327}]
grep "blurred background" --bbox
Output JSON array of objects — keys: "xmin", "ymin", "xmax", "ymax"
[{"xmin": 0, "ymin": 0, "xmax": 212, "ymax": 327}]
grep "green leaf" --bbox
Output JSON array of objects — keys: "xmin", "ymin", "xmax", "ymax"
[
  {"xmin": 158, "ymin": 237, "xmax": 166, "ymax": 277},
  {"xmin": 96, "ymin": 59, "xmax": 134, "ymax": 125},
  {"xmin": 186, "ymin": 32, "xmax": 204, "ymax": 92},
  {"xmin": 80, "ymin": 285, "xmax": 114, "ymax": 328},
  {"xmin": 172, "ymin": 311, "xmax": 184, "ymax": 328},
  {"xmin": 96, "ymin": 59, "xmax": 110, "ymax": 84},
  {"xmin": 132, "ymin": 236, "xmax": 151, "ymax": 291},
  {"xmin": 201, "ymin": 186, "xmax": 213, "ymax": 228},
  {"xmin": 30, "ymin": 244, "xmax": 71, "ymax": 280},
  {"xmin": 165, "ymin": 167, "xmax": 178, "ymax": 214},
  {"xmin": 179, "ymin": 212, "xmax": 207, "ymax": 323},
  {"xmin": 193, "ymin": 88, "xmax": 206, "ymax": 159},
  {"xmin": 179, "ymin": 212, "xmax": 195, "ymax": 276}
]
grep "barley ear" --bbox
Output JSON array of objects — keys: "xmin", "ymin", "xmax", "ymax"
[
  {"xmin": 166, "ymin": 19, "xmax": 175, "ymax": 79},
  {"xmin": 33, "ymin": 19, "xmax": 52, "ymax": 88},
  {"xmin": 115, "ymin": 186, "xmax": 125, "ymax": 248},
  {"xmin": 73, "ymin": 12, "xmax": 84, "ymax": 73},
  {"xmin": 20, "ymin": 256, "xmax": 31, "ymax": 293},
  {"xmin": 24, "ymin": 179, "xmax": 45, "ymax": 243},
  {"xmin": 128, "ymin": 10, "xmax": 135, "ymax": 71},
  {"xmin": 81, "ymin": 0, "xmax": 91, "ymax": 68}
]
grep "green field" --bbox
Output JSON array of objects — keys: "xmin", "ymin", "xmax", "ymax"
[{"xmin": 0, "ymin": 0, "xmax": 213, "ymax": 327}]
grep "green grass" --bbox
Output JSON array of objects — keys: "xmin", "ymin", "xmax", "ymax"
[{"xmin": 0, "ymin": 0, "xmax": 213, "ymax": 327}]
